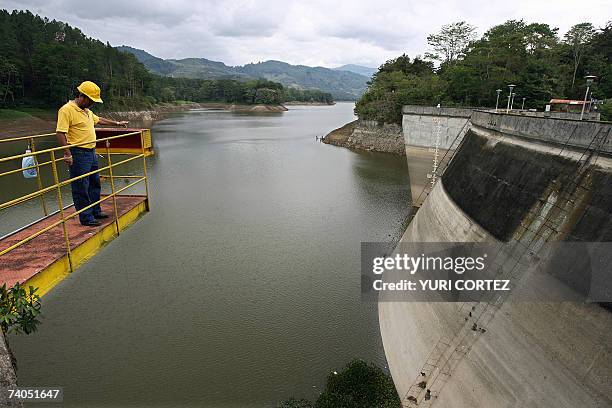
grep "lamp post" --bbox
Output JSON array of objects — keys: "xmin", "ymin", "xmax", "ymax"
[
  {"xmin": 510, "ymin": 92, "xmax": 516, "ymax": 110},
  {"xmin": 580, "ymin": 75, "xmax": 597, "ymax": 120},
  {"xmin": 495, "ymin": 89, "xmax": 502, "ymax": 112},
  {"xmin": 506, "ymin": 84, "xmax": 516, "ymax": 113},
  {"xmin": 522, "ymin": 97, "xmax": 526, "ymax": 110}
]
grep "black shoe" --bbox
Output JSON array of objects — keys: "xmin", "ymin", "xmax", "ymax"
[
  {"xmin": 81, "ymin": 220, "xmax": 102, "ymax": 227},
  {"xmin": 94, "ymin": 212, "xmax": 110, "ymax": 219}
]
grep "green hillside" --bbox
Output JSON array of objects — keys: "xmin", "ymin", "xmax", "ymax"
[{"xmin": 117, "ymin": 46, "xmax": 368, "ymax": 101}]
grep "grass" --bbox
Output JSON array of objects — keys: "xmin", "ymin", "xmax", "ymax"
[
  {"xmin": 0, "ymin": 109, "xmax": 34, "ymax": 120},
  {"xmin": 0, "ymin": 107, "xmax": 55, "ymax": 121}
]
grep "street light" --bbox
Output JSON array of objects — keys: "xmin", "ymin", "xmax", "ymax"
[
  {"xmin": 580, "ymin": 75, "xmax": 597, "ymax": 120},
  {"xmin": 506, "ymin": 84, "xmax": 516, "ymax": 112},
  {"xmin": 510, "ymin": 92, "xmax": 516, "ymax": 110},
  {"xmin": 495, "ymin": 89, "xmax": 502, "ymax": 112},
  {"xmin": 522, "ymin": 97, "xmax": 526, "ymax": 110}
]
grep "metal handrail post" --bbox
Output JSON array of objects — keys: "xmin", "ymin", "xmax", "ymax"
[
  {"xmin": 50, "ymin": 150, "xmax": 74, "ymax": 272},
  {"xmin": 30, "ymin": 137, "xmax": 49, "ymax": 216},
  {"xmin": 105, "ymin": 140, "xmax": 121, "ymax": 235},
  {"xmin": 140, "ymin": 131, "xmax": 150, "ymax": 210}
]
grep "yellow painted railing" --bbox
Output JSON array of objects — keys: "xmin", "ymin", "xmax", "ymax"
[{"xmin": 0, "ymin": 131, "xmax": 151, "ymax": 272}]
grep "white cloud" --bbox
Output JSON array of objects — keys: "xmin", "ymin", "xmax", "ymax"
[{"xmin": 2, "ymin": 0, "xmax": 610, "ymax": 68}]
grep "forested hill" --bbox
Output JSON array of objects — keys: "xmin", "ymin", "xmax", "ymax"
[
  {"xmin": 0, "ymin": 10, "xmax": 333, "ymax": 110},
  {"xmin": 117, "ymin": 46, "xmax": 369, "ymax": 101},
  {"xmin": 333, "ymin": 64, "xmax": 377, "ymax": 78},
  {"xmin": 356, "ymin": 20, "xmax": 612, "ymax": 124},
  {"xmin": 238, "ymin": 61, "xmax": 368, "ymax": 100}
]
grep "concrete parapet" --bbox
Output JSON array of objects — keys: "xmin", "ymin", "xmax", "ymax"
[
  {"xmin": 402, "ymin": 105, "xmax": 474, "ymax": 118},
  {"xmin": 471, "ymin": 110, "xmax": 612, "ymax": 155},
  {"xmin": 507, "ymin": 109, "xmax": 600, "ymax": 121}
]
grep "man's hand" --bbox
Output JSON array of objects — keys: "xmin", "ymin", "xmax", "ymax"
[
  {"xmin": 117, "ymin": 120, "xmax": 129, "ymax": 127},
  {"xmin": 63, "ymin": 150, "xmax": 73, "ymax": 166},
  {"xmin": 56, "ymin": 133, "xmax": 72, "ymax": 165}
]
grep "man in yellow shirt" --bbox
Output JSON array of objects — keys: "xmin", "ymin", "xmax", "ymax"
[{"xmin": 56, "ymin": 81, "xmax": 129, "ymax": 226}]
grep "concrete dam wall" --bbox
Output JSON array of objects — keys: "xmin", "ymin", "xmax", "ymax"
[{"xmin": 380, "ymin": 109, "xmax": 612, "ymax": 407}]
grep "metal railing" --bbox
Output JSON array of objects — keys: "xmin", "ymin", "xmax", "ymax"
[{"xmin": 0, "ymin": 130, "xmax": 150, "ymax": 272}]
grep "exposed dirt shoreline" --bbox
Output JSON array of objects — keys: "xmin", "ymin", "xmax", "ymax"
[
  {"xmin": 323, "ymin": 119, "xmax": 405, "ymax": 156},
  {"xmin": 283, "ymin": 101, "xmax": 336, "ymax": 106},
  {"xmin": 323, "ymin": 120, "xmax": 358, "ymax": 146}
]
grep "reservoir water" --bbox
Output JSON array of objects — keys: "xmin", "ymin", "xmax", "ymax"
[{"xmin": 7, "ymin": 102, "xmax": 411, "ymax": 407}]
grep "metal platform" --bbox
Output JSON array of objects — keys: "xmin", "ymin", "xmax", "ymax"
[
  {"xmin": 0, "ymin": 129, "xmax": 152, "ymax": 297},
  {"xmin": 0, "ymin": 195, "xmax": 148, "ymax": 297}
]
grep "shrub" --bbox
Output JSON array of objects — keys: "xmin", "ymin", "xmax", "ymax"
[
  {"xmin": 278, "ymin": 360, "xmax": 401, "ymax": 408},
  {"xmin": 0, "ymin": 283, "xmax": 42, "ymax": 335}
]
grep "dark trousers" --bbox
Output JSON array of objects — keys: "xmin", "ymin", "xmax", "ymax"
[{"xmin": 69, "ymin": 147, "xmax": 101, "ymax": 224}]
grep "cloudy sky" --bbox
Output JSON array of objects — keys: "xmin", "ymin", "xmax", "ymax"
[{"xmin": 3, "ymin": 0, "xmax": 610, "ymax": 68}]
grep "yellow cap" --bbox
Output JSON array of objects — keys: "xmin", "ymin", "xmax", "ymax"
[{"xmin": 77, "ymin": 81, "xmax": 103, "ymax": 103}]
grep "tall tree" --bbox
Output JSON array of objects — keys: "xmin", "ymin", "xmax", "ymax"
[
  {"xmin": 564, "ymin": 23, "xmax": 596, "ymax": 90},
  {"xmin": 442, "ymin": 20, "xmax": 560, "ymax": 108},
  {"xmin": 426, "ymin": 21, "xmax": 477, "ymax": 64}
]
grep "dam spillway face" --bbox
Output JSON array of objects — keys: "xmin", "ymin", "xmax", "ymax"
[{"xmin": 380, "ymin": 109, "xmax": 612, "ymax": 408}]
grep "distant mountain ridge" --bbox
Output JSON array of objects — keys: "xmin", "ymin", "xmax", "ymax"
[
  {"xmin": 117, "ymin": 46, "xmax": 369, "ymax": 100},
  {"xmin": 334, "ymin": 64, "xmax": 377, "ymax": 78}
]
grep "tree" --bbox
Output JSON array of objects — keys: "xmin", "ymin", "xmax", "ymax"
[
  {"xmin": 160, "ymin": 87, "xmax": 176, "ymax": 102},
  {"xmin": 440, "ymin": 20, "xmax": 560, "ymax": 108},
  {"xmin": 0, "ymin": 59, "xmax": 19, "ymax": 103},
  {"xmin": 426, "ymin": 21, "xmax": 477, "ymax": 64},
  {"xmin": 564, "ymin": 23, "xmax": 596, "ymax": 90},
  {"xmin": 254, "ymin": 88, "xmax": 281, "ymax": 104},
  {"xmin": 277, "ymin": 399, "xmax": 312, "ymax": 408},
  {"xmin": 356, "ymin": 18, "xmax": 608, "ymax": 115},
  {"xmin": 0, "ymin": 283, "xmax": 42, "ymax": 375},
  {"xmin": 0, "ymin": 283, "xmax": 41, "ymax": 335},
  {"xmin": 356, "ymin": 55, "xmax": 445, "ymax": 124},
  {"xmin": 315, "ymin": 360, "xmax": 401, "ymax": 408},
  {"xmin": 277, "ymin": 360, "xmax": 400, "ymax": 408},
  {"xmin": 584, "ymin": 21, "xmax": 612, "ymax": 98}
]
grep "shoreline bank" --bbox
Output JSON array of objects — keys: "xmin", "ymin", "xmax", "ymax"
[
  {"xmin": 323, "ymin": 119, "xmax": 405, "ymax": 156},
  {"xmin": 283, "ymin": 101, "xmax": 336, "ymax": 106}
]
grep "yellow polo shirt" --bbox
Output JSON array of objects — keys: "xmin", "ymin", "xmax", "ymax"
[{"xmin": 56, "ymin": 101, "xmax": 100, "ymax": 149}]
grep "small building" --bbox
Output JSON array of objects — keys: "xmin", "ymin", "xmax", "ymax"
[{"xmin": 548, "ymin": 99, "xmax": 589, "ymax": 113}]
